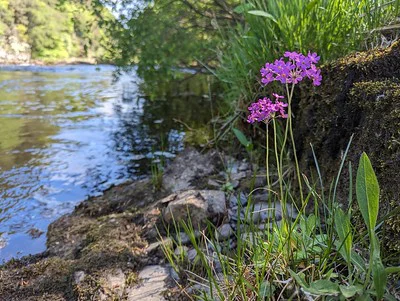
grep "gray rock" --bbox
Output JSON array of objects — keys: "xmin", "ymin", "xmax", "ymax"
[
  {"xmin": 162, "ymin": 190, "xmax": 226, "ymax": 228},
  {"xmin": 187, "ymin": 248, "xmax": 198, "ymax": 263},
  {"xmin": 215, "ymin": 224, "xmax": 234, "ymax": 241},
  {"xmin": 231, "ymin": 171, "xmax": 247, "ymax": 182},
  {"xmin": 248, "ymin": 202, "xmax": 297, "ymax": 224},
  {"xmin": 126, "ymin": 265, "xmax": 170, "ymax": 301},
  {"xmin": 162, "ymin": 148, "xmax": 218, "ymax": 192},
  {"xmin": 146, "ymin": 238, "xmax": 173, "ymax": 256},
  {"xmin": 163, "ymin": 190, "xmax": 208, "ymax": 228},
  {"xmin": 73, "ymin": 271, "xmax": 85, "ymax": 285},
  {"xmin": 250, "ymin": 191, "xmax": 269, "ymax": 203},
  {"xmin": 207, "ymin": 179, "xmax": 221, "ymax": 189},
  {"xmin": 199, "ymin": 190, "xmax": 226, "ymax": 218},
  {"xmin": 228, "ymin": 208, "xmax": 245, "ymax": 224},
  {"xmin": 176, "ymin": 230, "xmax": 201, "ymax": 244},
  {"xmin": 174, "ymin": 246, "xmax": 189, "ymax": 256},
  {"xmin": 238, "ymin": 161, "xmax": 250, "ymax": 172},
  {"xmin": 228, "ymin": 193, "xmax": 247, "ymax": 208}
]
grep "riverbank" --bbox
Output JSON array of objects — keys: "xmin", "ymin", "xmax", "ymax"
[
  {"xmin": 0, "ymin": 57, "xmax": 100, "ymax": 66},
  {"xmin": 0, "ymin": 147, "xmax": 246, "ymax": 300},
  {"xmin": 1, "ymin": 43, "xmax": 400, "ymax": 300}
]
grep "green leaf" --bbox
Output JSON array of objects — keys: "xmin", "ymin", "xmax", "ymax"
[
  {"xmin": 306, "ymin": 279, "xmax": 340, "ymax": 295},
  {"xmin": 259, "ymin": 281, "xmax": 276, "ymax": 298},
  {"xmin": 334, "ymin": 208, "xmax": 352, "ymax": 263},
  {"xmin": 356, "ymin": 152, "xmax": 380, "ymax": 235},
  {"xmin": 339, "ymin": 284, "xmax": 363, "ymax": 298},
  {"xmin": 371, "ymin": 235, "xmax": 387, "ymax": 300},
  {"xmin": 288, "ymin": 270, "xmax": 308, "ymax": 288},
  {"xmin": 233, "ymin": 3, "xmax": 253, "ymax": 14},
  {"xmin": 247, "ymin": 10, "xmax": 277, "ymax": 23},
  {"xmin": 351, "ymin": 251, "xmax": 367, "ymax": 273},
  {"xmin": 306, "ymin": 0, "xmax": 320, "ymax": 13},
  {"xmin": 232, "ymin": 128, "xmax": 252, "ymax": 150},
  {"xmin": 356, "ymin": 292, "xmax": 373, "ymax": 301}
]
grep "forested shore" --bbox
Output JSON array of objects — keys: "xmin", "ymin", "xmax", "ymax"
[{"xmin": 0, "ymin": 0, "xmax": 113, "ymax": 64}]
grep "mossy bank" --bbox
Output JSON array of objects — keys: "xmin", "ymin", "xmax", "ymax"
[{"xmin": 295, "ymin": 41, "xmax": 400, "ymax": 255}]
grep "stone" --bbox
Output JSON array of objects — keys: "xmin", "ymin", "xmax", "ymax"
[
  {"xmin": 187, "ymin": 248, "xmax": 198, "ymax": 263},
  {"xmin": 250, "ymin": 191, "xmax": 269, "ymax": 203},
  {"xmin": 247, "ymin": 202, "xmax": 298, "ymax": 224},
  {"xmin": 174, "ymin": 246, "xmax": 188, "ymax": 256},
  {"xmin": 228, "ymin": 207, "xmax": 245, "ymax": 223},
  {"xmin": 199, "ymin": 190, "xmax": 226, "ymax": 218},
  {"xmin": 73, "ymin": 271, "xmax": 86, "ymax": 285},
  {"xmin": 146, "ymin": 238, "xmax": 173, "ymax": 256},
  {"xmin": 100, "ymin": 268, "xmax": 126, "ymax": 299},
  {"xmin": 163, "ymin": 190, "xmax": 208, "ymax": 228},
  {"xmin": 207, "ymin": 179, "xmax": 221, "ymax": 189},
  {"xmin": 162, "ymin": 190, "xmax": 226, "ymax": 228},
  {"xmin": 127, "ymin": 265, "xmax": 170, "ymax": 301},
  {"xmin": 162, "ymin": 148, "xmax": 218, "ymax": 192},
  {"xmin": 215, "ymin": 224, "xmax": 234, "ymax": 241},
  {"xmin": 228, "ymin": 193, "xmax": 247, "ymax": 208},
  {"xmin": 230, "ymin": 171, "xmax": 247, "ymax": 182},
  {"xmin": 238, "ymin": 161, "xmax": 250, "ymax": 172}
]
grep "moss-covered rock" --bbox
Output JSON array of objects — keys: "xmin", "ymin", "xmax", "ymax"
[{"xmin": 295, "ymin": 42, "xmax": 400, "ymax": 256}]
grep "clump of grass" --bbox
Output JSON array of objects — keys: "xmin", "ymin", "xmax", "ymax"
[
  {"xmin": 163, "ymin": 151, "xmax": 400, "ymax": 300},
  {"xmin": 217, "ymin": 0, "xmax": 400, "ymax": 104},
  {"xmin": 151, "ymin": 161, "xmax": 164, "ymax": 191},
  {"xmin": 163, "ymin": 48, "xmax": 400, "ymax": 300}
]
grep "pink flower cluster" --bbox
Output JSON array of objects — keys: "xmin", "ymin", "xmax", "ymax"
[
  {"xmin": 260, "ymin": 51, "xmax": 322, "ymax": 86},
  {"xmin": 247, "ymin": 93, "xmax": 288, "ymax": 124}
]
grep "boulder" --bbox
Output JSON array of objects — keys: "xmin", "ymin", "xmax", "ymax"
[
  {"xmin": 162, "ymin": 190, "xmax": 208, "ymax": 228},
  {"xmin": 162, "ymin": 190, "xmax": 226, "ymax": 228}
]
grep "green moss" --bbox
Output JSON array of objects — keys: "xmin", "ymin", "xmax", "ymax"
[
  {"xmin": 295, "ymin": 43, "xmax": 400, "ymax": 257},
  {"xmin": 184, "ymin": 126, "xmax": 213, "ymax": 147}
]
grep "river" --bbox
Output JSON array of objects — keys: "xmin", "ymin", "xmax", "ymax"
[{"xmin": 0, "ymin": 65, "xmax": 213, "ymax": 261}]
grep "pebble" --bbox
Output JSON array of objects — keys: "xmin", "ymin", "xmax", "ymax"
[{"xmin": 215, "ymin": 224, "xmax": 234, "ymax": 241}]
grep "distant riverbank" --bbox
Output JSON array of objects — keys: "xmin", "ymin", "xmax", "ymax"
[{"xmin": 0, "ymin": 57, "xmax": 101, "ymax": 66}]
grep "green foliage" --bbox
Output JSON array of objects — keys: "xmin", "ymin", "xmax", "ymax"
[
  {"xmin": 162, "ymin": 152, "xmax": 400, "ymax": 299},
  {"xmin": 356, "ymin": 152, "xmax": 380, "ymax": 237},
  {"xmin": 356, "ymin": 152, "xmax": 387, "ymax": 300},
  {"xmin": 94, "ymin": 0, "xmax": 240, "ymax": 83},
  {"xmin": 0, "ymin": 0, "xmax": 113, "ymax": 61},
  {"xmin": 232, "ymin": 127, "xmax": 253, "ymax": 152},
  {"xmin": 216, "ymin": 0, "xmax": 400, "ymax": 103}
]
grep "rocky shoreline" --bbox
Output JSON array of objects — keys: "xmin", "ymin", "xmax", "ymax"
[{"xmin": 0, "ymin": 147, "xmax": 278, "ymax": 300}]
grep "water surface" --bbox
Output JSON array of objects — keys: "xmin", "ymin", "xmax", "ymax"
[{"xmin": 0, "ymin": 65, "xmax": 212, "ymax": 261}]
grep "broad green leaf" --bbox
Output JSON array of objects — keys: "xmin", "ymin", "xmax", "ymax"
[
  {"xmin": 288, "ymin": 270, "xmax": 308, "ymax": 288},
  {"xmin": 306, "ymin": 279, "xmax": 340, "ymax": 295},
  {"xmin": 371, "ymin": 235, "xmax": 387, "ymax": 300},
  {"xmin": 339, "ymin": 284, "xmax": 363, "ymax": 298},
  {"xmin": 356, "ymin": 153, "xmax": 380, "ymax": 235},
  {"xmin": 334, "ymin": 208, "xmax": 352, "ymax": 263},
  {"xmin": 232, "ymin": 128, "xmax": 251, "ymax": 149},
  {"xmin": 247, "ymin": 10, "xmax": 277, "ymax": 23}
]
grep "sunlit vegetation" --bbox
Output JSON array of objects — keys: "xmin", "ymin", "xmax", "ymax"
[{"xmin": 0, "ymin": 0, "xmax": 113, "ymax": 62}]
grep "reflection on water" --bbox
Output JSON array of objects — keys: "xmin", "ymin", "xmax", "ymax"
[{"xmin": 0, "ymin": 65, "xmax": 213, "ymax": 261}]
